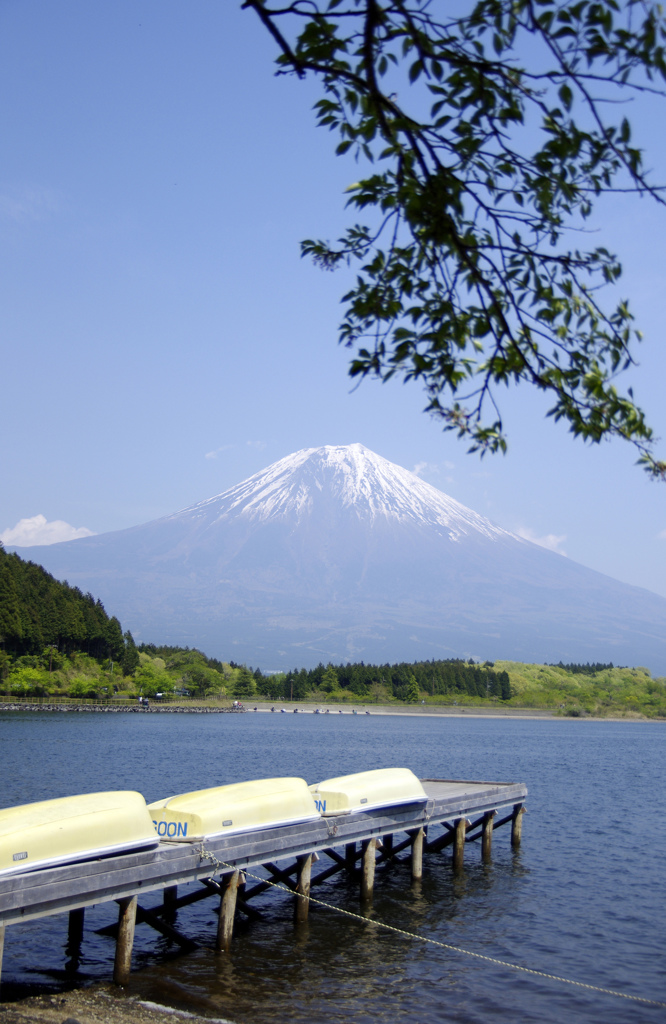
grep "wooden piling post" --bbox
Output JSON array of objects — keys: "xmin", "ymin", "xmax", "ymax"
[
  {"xmin": 360, "ymin": 838, "xmax": 377, "ymax": 903},
  {"xmin": 294, "ymin": 854, "xmax": 313, "ymax": 924},
  {"xmin": 345, "ymin": 842, "xmax": 356, "ymax": 872},
  {"xmin": 163, "ymin": 885, "xmax": 178, "ymax": 907},
  {"xmin": 482, "ymin": 811, "xmax": 495, "ymax": 862},
  {"xmin": 453, "ymin": 818, "xmax": 467, "ymax": 872},
  {"xmin": 113, "ymin": 896, "xmax": 137, "ymax": 986},
  {"xmin": 216, "ymin": 871, "xmax": 240, "ymax": 953},
  {"xmin": 0, "ymin": 923, "xmax": 5, "ymax": 988},
  {"xmin": 511, "ymin": 804, "xmax": 525, "ymax": 848},
  {"xmin": 411, "ymin": 827, "xmax": 424, "ymax": 881},
  {"xmin": 68, "ymin": 908, "xmax": 85, "ymax": 946},
  {"xmin": 383, "ymin": 833, "xmax": 394, "ymax": 860}
]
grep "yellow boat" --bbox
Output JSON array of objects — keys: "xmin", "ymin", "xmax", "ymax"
[
  {"xmin": 309, "ymin": 767, "xmax": 427, "ymax": 816},
  {"xmin": 148, "ymin": 777, "xmax": 320, "ymax": 841},
  {"xmin": 0, "ymin": 791, "xmax": 160, "ymax": 877}
]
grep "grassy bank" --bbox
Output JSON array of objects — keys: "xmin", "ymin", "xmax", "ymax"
[{"xmin": 492, "ymin": 661, "xmax": 666, "ymax": 718}]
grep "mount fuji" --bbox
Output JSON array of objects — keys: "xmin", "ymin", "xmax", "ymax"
[{"xmin": 13, "ymin": 444, "xmax": 666, "ymax": 671}]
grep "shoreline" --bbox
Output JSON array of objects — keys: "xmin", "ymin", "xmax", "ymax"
[
  {"xmin": 0, "ymin": 985, "xmax": 233, "ymax": 1024},
  {"xmin": 0, "ymin": 703, "xmax": 242, "ymax": 715},
  {"xmin": 0, "ymin": 700, "xmax": 661, "ymax": 722},
  {"xmin": 247, "ymin": 702, "xmax": 661, "ymax": 722}
]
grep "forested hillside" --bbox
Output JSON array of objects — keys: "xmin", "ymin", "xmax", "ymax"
[{"xmin": 0, "ymin": 546, "xmax": 132, "ymax": 663}]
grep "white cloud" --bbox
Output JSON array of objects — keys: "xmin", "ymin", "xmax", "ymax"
[
  {"xmin": 516, "ymin": 526, "xmax": 567, "ymax": 556},
  {"xmin": 205, "ymin": 444, "xmax": 234, "ymax": 460},
  {"xmin": 413, "ymin": 460, "xmax": 449, "ymax": 478},
  {"xmin": 0, "ymin": 514, "xmax": 96, "ymax": 547},
  {"xmin": 412, "ymin": 461, "xmax": 456, "ymax": 490},
  {"xmin": 205, "ymin": 440, "xmax": 265, "ymax": 459}
]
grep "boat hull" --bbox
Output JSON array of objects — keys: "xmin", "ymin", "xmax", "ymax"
[
  {"xmin": 309, "ymin": 768, "xmax": 427, "ymax": 815},
  {"xmin": 0, "ymin": 791, "xmax": 159, "ymax": 877},
  {"xmin": 148, "ymin": 777, "xmax": 320, "ymax": 841}
]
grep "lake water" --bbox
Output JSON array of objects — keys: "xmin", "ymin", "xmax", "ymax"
[{"xmin": 0, "ymin": 711, "xmax": 664, "ymax": 1023}]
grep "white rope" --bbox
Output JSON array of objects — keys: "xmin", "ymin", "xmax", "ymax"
[{"xmin": 199, "ymin": 845, "xmax": 666, "ymax": 1010}]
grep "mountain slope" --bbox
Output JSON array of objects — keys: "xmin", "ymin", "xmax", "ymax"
[{"xmin": 12, "ymin": 444, "xmax": 666, "ymax": 671}]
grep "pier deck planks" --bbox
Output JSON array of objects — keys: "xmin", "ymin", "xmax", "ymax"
[{"xmin": 0, "ymin": 779, "xmax": 527, "ymax": 928}]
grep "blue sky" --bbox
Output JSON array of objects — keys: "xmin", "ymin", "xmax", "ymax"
[{"xmin": 2, "ymin": 1, "xmax": 666, "ymax": 600}]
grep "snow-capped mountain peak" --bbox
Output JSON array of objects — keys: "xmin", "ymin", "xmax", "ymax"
[{"xmin": 166, "ymin": 444, "xmax": 512, "ymax": 542}]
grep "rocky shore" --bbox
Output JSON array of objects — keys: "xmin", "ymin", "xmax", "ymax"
[
  {"xmin": 0, "ymin": 986, "xmax": 234, "ymax": 1024},
  {"xmin": 0, "ymin": 703, "xmax": 244, "ymax": 714}
]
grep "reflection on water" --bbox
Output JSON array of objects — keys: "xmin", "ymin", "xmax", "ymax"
[{"xmin": 0, "ymin": 712, "xmax": 664, "ymax": 1023}]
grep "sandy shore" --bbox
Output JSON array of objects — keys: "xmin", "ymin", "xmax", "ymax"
[
  {"xmin": 253, "ymin": 702, "xmax": 558, "ymax": 719},
  {"xmin": 0, "ymin": 986, "xmax": 234, "ymax": 1024},
  {"xmin": 244, "ymin": 702, "xmax": 659, "ymax": 721}
]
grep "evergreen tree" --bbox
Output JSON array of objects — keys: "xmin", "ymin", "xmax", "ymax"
[
  {"xmin": 234, "ymin": 666, "xmax": 256, "ymax": 698},
  {"xmin": 121, "ymin": 631, "xmax": 140, "ymax": 676},
  {"xmin": 406, "ymin": 675, "xmax": 420, "ymax": 703},
  {"xmin": 321, "ymin": 664, "xmax": 338, "ymax": 693},
  {"xmin": 105, "ymin": 617, "xmax": 125, "ymax": 662},
  {"xmin": 292, "ymin": 669, "xmax": 309, "ymax": 700},
  {"xmin": 260, "ymin": 676, "xmax": 283, "ymax": 702}
]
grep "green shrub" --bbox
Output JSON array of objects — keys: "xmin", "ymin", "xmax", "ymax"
[
  {"xmin": 69, "ymin": 678, "xmax": 99, "ymax": 699},
  {"xmin": 7, "ymin": 666, "xmax": 50, "ymax": 697}
]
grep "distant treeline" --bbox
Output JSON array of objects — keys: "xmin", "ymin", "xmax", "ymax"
[
  {"xmin": 549, "ymin": 661, "xmax": 617, "ymax": 676},
  {"xmin": 135, "ymin": 647, "xmax": 512, "ymax": 700},
  {"xmin": 254, "ymin": 658, "xmax": 512, "ymax": 702},
  {"xmin": 136, "ymin": 648, "xmax": 511, "ymax": 701},
  {"xmin": 0, "ymin": 546, "xmax": 138, "ymax": 671}
]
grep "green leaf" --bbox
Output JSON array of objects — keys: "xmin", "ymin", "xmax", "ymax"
[
  {"xmin": 558, "ymin": 83, "xmax": 573, "ymax": 110},
  {"xmin": 408, "ymin": 60, "xmax": 423, "ymax": 83}
]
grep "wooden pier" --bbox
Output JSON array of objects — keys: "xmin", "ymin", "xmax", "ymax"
[{"xmin": 0, "ymin": 778, "xmax": 527, "ymax": 989}]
